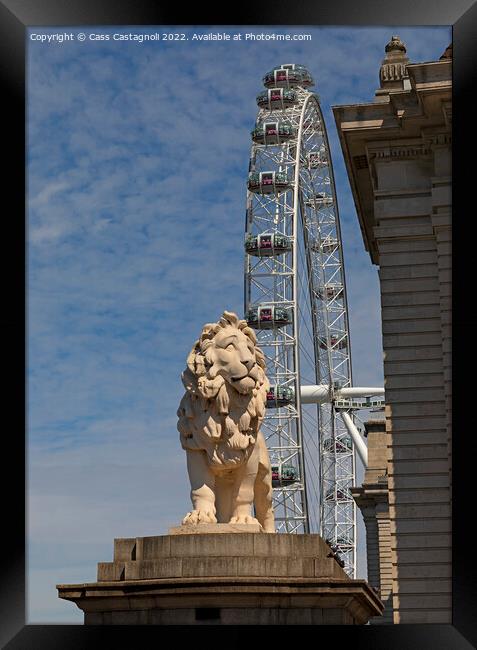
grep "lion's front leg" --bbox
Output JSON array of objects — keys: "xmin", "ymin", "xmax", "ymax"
[
  {"xmin": 229, "ymin": 446, "xmax": 261, "ymax": 527},
  {"xmin": 183, "ymin": 449, "xmax": 217, "ymax": 525}
]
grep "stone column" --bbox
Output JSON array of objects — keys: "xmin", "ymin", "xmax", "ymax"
[
  {"xmin": 371, "ymin": 135, "xmax": 452, "ymax": 622},
  {"xmin": 351, "ymin": 419, "xmax": 393, "ymax": 624}
]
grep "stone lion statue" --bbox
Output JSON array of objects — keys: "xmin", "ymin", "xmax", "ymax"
[{"xmin": 177, "ymin": 310, "xmax": 275, "ymax": 532}]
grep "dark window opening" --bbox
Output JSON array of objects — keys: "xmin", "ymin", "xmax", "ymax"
[{"xmin": 195, "ymin": 608, "xmax": 221, "ymax": 620}]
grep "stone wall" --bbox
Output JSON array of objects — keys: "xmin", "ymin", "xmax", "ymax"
[{"xmin": 333, "ymin": 40, "xmax": 452, "ymax": 624}]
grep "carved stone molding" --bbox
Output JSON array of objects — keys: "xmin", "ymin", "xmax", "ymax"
[
  {"xmin": 372, "ymin": 144, "xmax": 432, "ymax": 160},
  {"xmin": 423, "ymin": 132, "xmax": 452, "ymax": 147}
]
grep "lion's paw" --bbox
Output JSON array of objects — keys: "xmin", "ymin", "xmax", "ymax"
[
  {"xmin": 182, "ymin": 510, "xmax": 217, "ymax": 525},
  {"xmin": 229, "ymin": 515, "xmax": 261, "ymax": 526}
]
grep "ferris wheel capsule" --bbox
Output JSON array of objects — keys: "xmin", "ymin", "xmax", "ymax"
[
  {"xmin": 307, "ymin": 152, "xmax": 328, "ymax": 169},
  {"xmin": 265, "ymin": 384, "xmax": 296, "ymax": 408},
  {"xmin": 251, "ymin": 120, "xmax": 297, "ymax": 145},
  {"xmin": 316, "ymin": 284, "xmax": 344, "ymax": 301},
  {"xmin": 245, "ymin": 233, "xmax": 292, "ymax": 257},
  {"xmin": 263, "ymin": 65, "xmax": 314, "ymax": 88},
  {"xmin": 323, "ymin": 436, "xmax": 353, "ymax": 453},
  {"xmin": 271, "ymin": 463, "xmax": 299, "ymax": 487},
  {"xmin": 318, "ymin": 334, "xmax": 348, "ymax": 350},
  {"xmin": 320, "ymin": 237, "xmax": 339, "ymax": 253},
  {"xmin": 256, "ymin": 88, "xmax": 298, "ymax": 110},
  {"xmin": 305, "ymin": 192, "xmax": 334, "ymax": 208},
  {"xmin": 325, "ymin": 487, "xmax": 353, "ymax": 502},
  {"xmin": 336, "ymin": 536, "xmax": 353, "ymax": 547},
  {"xmin": 310, "ymin": 239, "xmax": 338, "ymax": 253},
  {"xmin": 246, "ymin": 305, "xmax": 293, "ymax": 329},
  {"xmin": 248, "ymin": 171, "xmax": 291, "ymax": 194}
]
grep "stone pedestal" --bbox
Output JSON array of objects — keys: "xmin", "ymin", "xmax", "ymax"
[{"xmin": 57, "ymin": 528, "xmax": 383, "ymax": 625}]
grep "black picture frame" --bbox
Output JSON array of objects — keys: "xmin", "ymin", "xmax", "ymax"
[{"xmin": 2, "ymin": 0, "xmax": 475, "ymax": 647}]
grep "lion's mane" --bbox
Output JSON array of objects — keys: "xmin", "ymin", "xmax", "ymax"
[{"xmin": 177, "ymin": 311, "xmax": 269, "ymax": 469}]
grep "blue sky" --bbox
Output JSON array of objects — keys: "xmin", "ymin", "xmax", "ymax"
[{"xmin": 27, "ymin": 24, "xmax": 451, "ymax": 623}]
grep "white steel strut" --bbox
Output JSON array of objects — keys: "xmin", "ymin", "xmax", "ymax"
[{"xmin": 243, "ymin": 64, "xmax": 383, "ymax": 577}]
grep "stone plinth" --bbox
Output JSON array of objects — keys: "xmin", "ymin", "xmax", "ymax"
[{"xmin": 57, "ymin": 532, "xmax": 384, "ymax": 625}]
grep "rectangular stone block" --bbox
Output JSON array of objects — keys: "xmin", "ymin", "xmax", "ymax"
[
  {"xmin": 386, "ymin": 416, "xmax": 446, "ymax": 431},
  {"xmin": 170, "ymin": 533, "xmax": 255, "ymax": 558},
  {"xmin": 389, "ymin": 474, "xmax": 450, "ymax": 489},
  {"xmin": 394, "ymin": 578, "xmax": 451, "ymax": 594},
  {"xmin": 182, "ymin": 556, "xmax": 238, "ymax": 577},
  {"xmin": 388, "ymin": 404, "xmax": 446, "ymax": 418},
  {"xmin": 383, "ymin": 332, "xmax": 442, "ymax": 348},
  {"xmin": 385, "ymin": 374, "xmax": 443, "ymax": 389},
  {"xmin": 253, "ymin": 532, "xmax": 293, "ymax": 556},
  {"xmin": 389, "ymin": 459, "xmax": 449, "ymax": 474},
  {"xmin": 379, "ymin": 250, "xmax": 437, "ymax": 267},
  {"xmin": 382, "ymin": 318, "xmax": 441, "ymax": 335},
  {"xmin": 264, "ymin": 557, "xmax": 315, "ymax": 577},
  {"xmin": 389, "ymin": 432, "xmax": 447, "ymax": 445},
  {"xmin": 260, "ymin": 557, "xmax": 288, "ymax": 577},
  {"xmin": 136, "ymin": 536, "xmax": 171, "ymax": 560},
  {"xmin": 378, "ymin": 238, "xmax": 437, "ymax": 253},
  {"xmin": 380, "ymin": 264, "xmax": 440, "ymax": 282},
  {"xmin": 220, "ymin": 607, "xmax": 325, "ymax": 625},
  {"xmin": 290, "ymin": 534, "xmax": 330, "ymax": 558},
  {"xmin": 97, "ymin": 562, "xmax": 125, "ymax": 582},
  {"xmin": 251, "ymin": 532, "xmax": 328, "ymax": 558},
  {"xmin": 380, "ymin": 276, "xmax": 439, "ymax": 294},
  {"xmin": 393, "ymin": 533, "xmax": 451, "ymax": 549},
  {"xmin": 390, "ymin": 503, "xmax": 451, "ymax": 518},
  {"xmin": 84, "ymin": 613, "xmax": 104, "ymax": 624},
  {"xmin": 236, "ymin": 557, "xmax": 267, "ymax": 577},
  {"xmin": 386, "ymin": 372, "xmax": 442, "ymax": 393},
  {"xmin": 394, "ymin": 610, "xmax": 452, "ymax": 624},
  {"xmin": 149, "ymin": 609, "xmax": 196, "ymax": 625},
  {"xmin": 390, "ymin": 518, "xmax": 450, "ymax": 535},
  {"xmin": 124, "ymin": 558, "xmax": 183, "ymax": 580},
  {"xmin": 393, "ymin": 563, "xmax": 451, "ymax": 579},
  {"xmin": 385, "ymin": 388, "xmax": 445, "ymax": 403},
  {"xmin": 129, "ymin": 597, "xmax": 159, "ymax": 611},
  {"xmin": 113, "ymin": 538, "xmax": 137, "ymax": 561},
  {"xmin": 381, "ymin": 294, "xmax": 440, "ymax": 310},
  {"xmin": 322, "ymin": 608, "xmax": 350, "ymax": 624},
  {"xmin": 384, "ymin": 359, "xmax": 443, "ymax": 375},
  {"xmin": 393, "ymin": 594, "xmax": 451, "ymax": 610},
  {"xmin": 314, "ymin": 558, "xmax": 343, "ymax": 578},
  {"xmin": 110, "ymin": 610, "xmax": 149, "ymax": 625},
  {"xmin": 373, "ymin": 224, "xmax": 433, "ymax": 239},
  {"xmin": 390, "ymin": 444, "xmax": 448, "ymax": 460},
  {"xmin": 388, "ymin": 489, "xmax": 450, "ymax": 506},
  {"xmin": 390, "ymin": 549, "xmax": 451, "ymax": 564}
]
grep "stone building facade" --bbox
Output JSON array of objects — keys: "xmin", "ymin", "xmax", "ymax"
[{"xmin": 333, "ymin": 37, "xmax": 452, "ymax": 624}]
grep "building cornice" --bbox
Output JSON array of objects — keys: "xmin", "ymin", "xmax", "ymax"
[{"xmin": 332, "ymin": 57, "xmax": 451, "ymax": 264}]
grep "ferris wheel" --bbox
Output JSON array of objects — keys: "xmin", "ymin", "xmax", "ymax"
[{"xmin": 243, "ymin": 64, "xmax": 384, "ymax": 578}]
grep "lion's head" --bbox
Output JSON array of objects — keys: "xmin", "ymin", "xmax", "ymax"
[{"xmin": 177, "ymin": 311, "xmax": 269, "ymax": 468}]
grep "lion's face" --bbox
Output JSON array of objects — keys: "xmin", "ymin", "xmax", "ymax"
[{"xmin": 203, "ymin": 325, "xmax": 262, "ymax": 395}]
